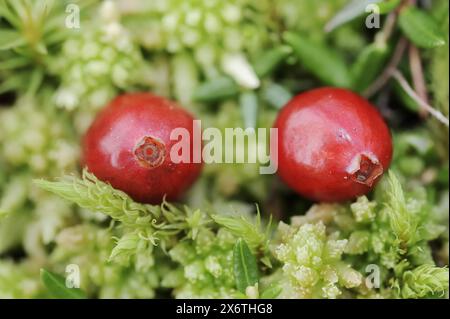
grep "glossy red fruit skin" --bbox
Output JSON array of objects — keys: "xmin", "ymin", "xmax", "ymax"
[
  {"xmin": 82, "ymin": 93, "xmax": 202, "ymax": 204},
  {"xmin": 273, "ymin": 87, "xmax": 393, "ymax": 202}
]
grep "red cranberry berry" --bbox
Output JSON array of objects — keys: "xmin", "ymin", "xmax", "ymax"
[
  {"xmin": 273, "ymin": 87, "xmax": 393, "ymax": 202},
  {"xmin": 82, "ymin": 93, "xmax": 202, "ymax": 204}
]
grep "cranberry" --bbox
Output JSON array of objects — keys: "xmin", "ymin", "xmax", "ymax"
[
  {"xmin": 82, "ymin": 93, "xmax": 202, "ymax": 204},
  {"xmin": 273, "ymin": 87, "xmax": 393, "ymax": 202}
]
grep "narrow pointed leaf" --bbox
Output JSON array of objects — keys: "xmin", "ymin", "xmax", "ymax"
[
  {"xmin": 260, "ymin": 284, "xmax": 282, "ymax": 299},
  {"xmin": 253, "ymin": 46, "xmax": 292, "ymax": 77},
  {"xmin": 233, "ymin": 239, "xmax": 259, "ymax": 293},
  {"xmin": 0, "ymin": 30, "xmax": 27, "ymax": 50},
  {"xmin": 193, "ymin": 76, "xmax": 239, "ymax": 102},
  {"xmin": 325, "ymin": 0, "xmax": 382, "ymax": 32},
  {"xmin": 399, "ymin": 7, "xmax": 446, "ymax": 48},
  {"xmin": 40, "ymin": 269, "xmax": 86, "ymax": 299},
  {"xmin": 239, "ymin": 92, "xmax": 258, "ymax": 129},
  {"xmin": 263, "ymin": 83, "xmax": 292, "ymax": 109},
  {"xmin": 351, "ymin": 43, "xmax": 389, "ymax": 93},
  {"xmin": 0, "ymin": 56, "xmax": 29, "ymax": 70},
  {"xmin": 283, "ymin": 32, "xmax": 351, "ymax": 87},
  {"xmin": 172, "ymin": 53, "xmax": 199, "ymax": 104}
]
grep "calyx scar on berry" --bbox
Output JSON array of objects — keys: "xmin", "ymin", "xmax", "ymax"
[{"xmin": 134, "ymin": 136, "xmax": 167, "ymax": 168}]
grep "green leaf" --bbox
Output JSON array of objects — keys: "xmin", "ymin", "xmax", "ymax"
[
  {"xmin": 40, "ymin": 269, "xmax": 86, "ymax": 299},
  {"xmin": 324, "ymin": 0, "xmax": 400, "ymax": 31},
  {"xmin": 283, "ymin": 32, "xmax": 351, "ymax": 87},
  {"xmin": 193, "ymin": 76, "xmax": 239, "ymax": 102},
  {"xmin": 239, "ymin": 92, "xmax": 258, "ymax": 129},
  {"xmin": 325, "ymin": 0, "xmax": 382, "ymax": 32},
  {"xmin": 0, "ymin": 29, "xmax": 27, "ymax": 50},
  {"xmin": 263, "ymin": 83, "xmax": 292, "ymax": 109},
  {"xmin": 233, "ymin": 239, "xmax": 259, "ymax": 293},
  {"xmin": 377, "ymin": 0, "xmax": 401, "ymax": 14},
  {"xmin": 351, "ymin": 43, "xmax": 389, "ymax": 93},
  {"xmin": 172, "ymin": 52, "xmax": 199, "ymax": 104},
  {"xmin": 260, "ymin": 284, "xmax": 282, "ymax": 299},
  {"xmin": 26, "ymin": 68, "xmax": 44, "ymax": 96},
  {"xmin": 253, "ymin": 46, "xmax": 292, "ymax": 77},
  {"xmin": 0, "ymin": 56, "xmax": 29, "ymax": 70},
  {"xmin": 0, "ymin": 2, "xmax": 21, "ymax": 28},
  {"xmin": 398, "ymin": 7, "xmax": 446, "ymax": 48}
]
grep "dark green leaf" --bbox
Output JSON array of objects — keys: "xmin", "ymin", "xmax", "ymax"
[
  {"xmin": 398, "ymin": 7, "xmax": 446, "ymax": 48},
  {"xmin": 193, "ymin": 76, "xmax": 239, "ymax": 102},
  {"xmin": 239, "ymin": 92, "xmax": 258, "ymax": 129},
  {"xmin": 351, "ymin": 43, "xmax": 389, "ymax": 93},
  {"xmin": 283, "ymin": 32, "xmax": 352, "ymax": 87},
  {"xmin": 253, "ymin": 46, "xmax": 291, "ymax": 77},
  {"xmin": 40, "ymin": 269, "xmax": 87, "ymax": 299},
  {"xmin": 233, "ymin": 239, "xmax": 259, "ymax": 293},
  {"xmin": 0, "ymin": 30, "xmax": 27, "ymax": 50},
  {"xmin": 260, "ymin": 284, "xmax": 282, "ymax": 299}
]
